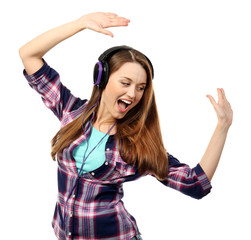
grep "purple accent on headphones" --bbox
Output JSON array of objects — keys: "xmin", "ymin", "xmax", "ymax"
[{"xmin": 94, "ymin": 61, "xmax": 102, "ymax": 86}]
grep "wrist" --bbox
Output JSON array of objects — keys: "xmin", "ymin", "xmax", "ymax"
[
  {"xmin": 76, "ymin": 16, "xmax": 89, "ymax": 31},
  {"xmin": 216, "ymin": 120, "xmax": 231, "ymax": 133}
]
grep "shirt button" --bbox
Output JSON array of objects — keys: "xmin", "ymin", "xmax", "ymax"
[
  {"xmin": 105, "ymin": 161, "xmax": 108, "ymax": 165},
  {"xmin": 68, "ymin": 232, "xmax": 72, "ymax": 236},
  {"xmin": 70, "ymin": 212, "xmax": 73, "ymax": 217},
  {"xmin": 106, "ymin": 148, "xmax": 110, "ymax": 151},
  {"xmin": 91, "ymin": 172, "xmax": 95, "ymax": 176},
  {"xmin": 72, "ymin": 194, "xmax": 75, "ymax": 198}
]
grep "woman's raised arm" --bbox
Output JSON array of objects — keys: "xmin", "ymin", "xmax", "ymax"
[
  {"xmin": 19, "ymin": 12, "xmax": 130, "ymax": 75},
  {"xmin": 200, "ymin": 88, "xmax": 233, "ymax": 181}
]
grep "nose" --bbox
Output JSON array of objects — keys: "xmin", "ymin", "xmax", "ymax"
[{"xmin": 126, "ymin": 86, "xmax": 136, "ymax": 100}]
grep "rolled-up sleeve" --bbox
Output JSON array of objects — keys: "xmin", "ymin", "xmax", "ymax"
[
  {"xmin": 159, "ymin": 154, "xmax": 212, "ymax": 199},
  {"xmin": 23, "ymin": 59, "xmax": 86, "ymax": 121}
]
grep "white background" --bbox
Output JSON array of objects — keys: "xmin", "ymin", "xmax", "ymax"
[{"xmin": 1, "ymin": 0, "xmax": 251, "ymax": 239}]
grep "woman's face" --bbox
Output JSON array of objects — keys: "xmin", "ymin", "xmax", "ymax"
[{"xmin": 98, "ymin": 62, "xmax": 147, "ymax": 122}]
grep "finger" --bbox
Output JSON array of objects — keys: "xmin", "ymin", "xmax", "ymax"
[
  {"xmin": 206, "ymin": 94, "xmax": 217, "ymax": 108},
  {"xmin": 105, "ymin": 12, "xmax": 118, "ymax": 18},
  {"xmin": 104, "ymin": 12, "xmax": 129, "ymax": 23},
  {"xmin": 221, "ymin": 89, "xmax": 231, "ymax": 108},
  {"xmin": 221, "ymin": 88, "xmax": 227, "ymax": 101},
  {"xmin": 216, "ymin": 88, "xmax": 225, "ymax": 103},
  {"xmin": 99, "ymin": 29, "xmax": 114, "ymax": 37},
  {"xmin": 218, "ymin": 88, "xmax": 230, "ymax": 106},
  {"xmin": 108, "ymin": 17, "xmax": 130, "ymax": 27}
]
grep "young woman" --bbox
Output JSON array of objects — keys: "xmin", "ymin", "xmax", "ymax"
[{"xmin": 19, "ymin": 12, "xmax": 233, "ymax": 240}]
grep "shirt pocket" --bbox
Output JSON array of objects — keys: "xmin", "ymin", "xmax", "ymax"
[
  {"xmin": 82, "ymin": 160, "xmax": 113, "ymax": 181},
  {"xmin": 82, "ymin": 158, "xmax": 138, "ymax": 183},
  {"xmin": 115, "ymin": 161, "xmax": 137, "ymax": 178}
]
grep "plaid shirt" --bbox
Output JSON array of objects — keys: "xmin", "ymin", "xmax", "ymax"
[{"xmin": 24, "ymin": 60, "xmax": 212, "ymax": 240}]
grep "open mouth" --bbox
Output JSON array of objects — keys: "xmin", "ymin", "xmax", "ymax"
[{"xmin": 117, "ymin": 99, "xmax": 132, "ymax": 112}]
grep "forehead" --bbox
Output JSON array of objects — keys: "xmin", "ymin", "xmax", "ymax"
[{"xmin": 114, "ymin": 62, "xmax": 147, "ymax": 83}]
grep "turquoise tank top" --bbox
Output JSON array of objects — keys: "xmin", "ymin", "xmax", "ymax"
[{"xmin": 73, "ymin": 126, "xmax": 109, "ymax": 174}]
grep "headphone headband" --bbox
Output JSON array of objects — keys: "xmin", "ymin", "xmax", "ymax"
[
  {"xmin": 93, "ymin": 45, "xmax": 154, "ymax": 88},
  {"xmin": 98, "ymin": 45, "xmax": 133, "ymax": 62}
]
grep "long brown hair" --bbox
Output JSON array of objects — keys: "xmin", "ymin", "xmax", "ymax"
[{"xmin": 51, "ymin": 48, "xmax": 168, "ymax": 180}]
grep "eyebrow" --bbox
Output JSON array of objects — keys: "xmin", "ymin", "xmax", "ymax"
[{"xmin": 120, "ymin": 76, "xmax": 146, "ymax": 85}]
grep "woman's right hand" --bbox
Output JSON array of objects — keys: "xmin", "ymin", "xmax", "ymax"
[
  {"xmin": 78, "ymin": 12, "xmax": 130, "ymax": 37},
  {"xmin": 19, "ymin": 12, "xmax": 130, "ymax": 75}
]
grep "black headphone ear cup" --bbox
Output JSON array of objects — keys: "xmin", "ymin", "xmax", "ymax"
[
  {"xmin": 100, "ymin": 61, "xmax": 109, "ymax": 88},
  {"xmin": 93, "ymin": 61, "xmax": 109, "ymax": 88},
  {"xmin": 93, "ymin": 62, "xmax": 101, "ymax": 85}
]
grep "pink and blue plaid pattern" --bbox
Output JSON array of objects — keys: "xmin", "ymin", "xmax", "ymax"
[{"xmin": 24, "ymin": 60, "xmax": 212, "ymax": 240}]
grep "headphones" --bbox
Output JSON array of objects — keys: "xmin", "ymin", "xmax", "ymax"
[{"xmin": 93, "ymin": 45, "xmax": 154, "ymax": 88}]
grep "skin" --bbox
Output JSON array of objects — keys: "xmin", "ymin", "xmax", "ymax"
[
  {"xmin": 19, "ymin": 12, "xmax": 130, "ymax": 75},
  {"xmin": 19, "ymin": 12, "xmax": 233, "ymax": 182},
  {"xmin": 93, "ymin": 62, "xmax": 147, "ymax": 134},
  {"xmin": 200, "ymin": 88, "xmax": 233, "ymax": 181}
]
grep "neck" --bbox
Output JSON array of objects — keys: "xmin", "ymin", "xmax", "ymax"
[
  {"xmin": 93, "ymin": 121, "xmax": 117, "ymax": 135},
  {"xmin": 93, "ymin": 113, "xmax": 117, "ymax": 135},
  {"xmin": 93, "ymin": 99, "xmax": 117, "ymax": 134}
]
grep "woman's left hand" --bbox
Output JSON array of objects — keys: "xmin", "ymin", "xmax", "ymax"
[
  {"xmin": 199, "ymin": 88, "xmax": 233, "ymax": 181},
  {"xmin": 207, "ymin": 88, "xmax": 233, "ymax": 130}
]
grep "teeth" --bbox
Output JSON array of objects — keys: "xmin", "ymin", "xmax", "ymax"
[{"xmin": 121, "ymin": 99, "xmax": 132, "ymax": 105}]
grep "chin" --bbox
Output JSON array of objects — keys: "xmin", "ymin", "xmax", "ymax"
[
  {"xmin": 114, "ymin": 115, "xmax": 125, "ymax": 120},
  {"xmin": 113, "ymin": 112, "xmax": 127, "ymax": 120}
]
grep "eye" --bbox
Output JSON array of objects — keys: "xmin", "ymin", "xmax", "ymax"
[
  {"xmin": 138, "ymin": 85, "xmax": 146, "ymax": 91},
  {"xmin": 121, "ymin": 82, "xmax": 130, "ymax": 86}
]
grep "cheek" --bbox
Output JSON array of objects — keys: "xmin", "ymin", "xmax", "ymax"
[
  {"xmin": 137, "ymin": 91, "xmax": 145, "ymax": 102},
  {"xmin": 103, "ymin": 86, "xmax": 119, "ymax": 106},
  {"xmin": 105, "ymin": 81, "xmax": 120, "ymax": 97},
  {"xmin": 132, "ymin": 92, "xmax": 144, "ymax": 107}
]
